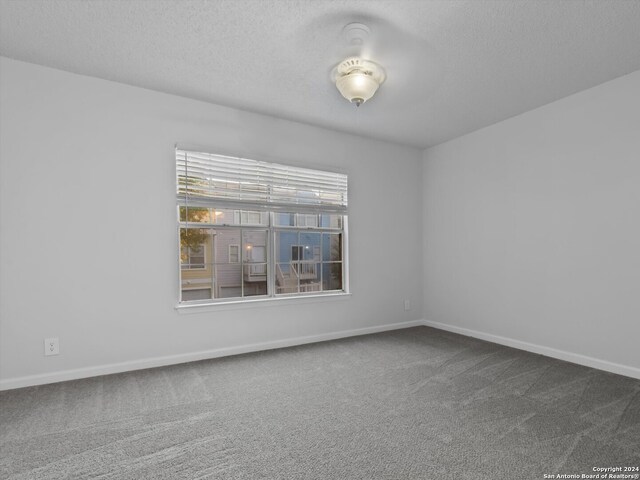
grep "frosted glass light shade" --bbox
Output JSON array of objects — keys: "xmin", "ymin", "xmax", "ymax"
[
  {"xmin": 333, "ymin": 57, "xmax": 386, "ymax": 107},
  {"xmin": 336, "ymin": 72, "xmax": 380, "ymax": 106}
]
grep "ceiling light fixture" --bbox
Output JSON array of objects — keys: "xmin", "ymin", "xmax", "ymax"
[
  {"xmin": 333, "ymin": 57, "xmax": 386, "ymax": 107},
  {"xmin": 332, "ymin": 23, "xmax": 385, "ymax": 107}
]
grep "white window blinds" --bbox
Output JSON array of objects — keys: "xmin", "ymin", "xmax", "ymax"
[{"xmin": 176, "ymin": 149, "xmax": 348, "ymax": 213}]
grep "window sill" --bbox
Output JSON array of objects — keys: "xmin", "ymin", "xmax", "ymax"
[{"xmin": 175, "ymin": 292, "xmax": 352, "ymax": 314}]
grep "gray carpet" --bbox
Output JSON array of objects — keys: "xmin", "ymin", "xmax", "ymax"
[{"xmin": 1, "ymin": 326, "xmax": 639, "ymax": 479}]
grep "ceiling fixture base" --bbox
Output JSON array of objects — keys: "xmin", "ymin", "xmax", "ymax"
[{"xmin": 342, "ymin": 23, "xmax": 371, "ymax": 46}]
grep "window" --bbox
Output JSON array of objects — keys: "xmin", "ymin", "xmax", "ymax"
[
  {"xmin": 241, "ymin": 210, "xmax": 263, "ymax": 225},
  {"xmin": 176, "ymin": 148, "xmax": 348, "ymax": 304},
  {"xmin": 180, "ymin": 244, "xmax": 205, "ymax": 269},
  {"xmin": 291, "ymin": 245, "xmax": 303, "ymax": 261},
  {"xmin": 228, "ymin": 244, "xmax": 240, "ymax": 263},
  {"xmin": 297, "ymin": 214, "xmax": 318, "ymax": 227}
]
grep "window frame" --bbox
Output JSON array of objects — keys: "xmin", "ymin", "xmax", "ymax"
[{"xmin": 176, "ymin": 148, "xmax": 349, "ymax": 307}]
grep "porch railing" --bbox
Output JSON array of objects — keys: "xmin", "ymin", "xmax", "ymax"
[{"xmin": 243, "ymin": 263, "xmax": 267, "ymax": 281}]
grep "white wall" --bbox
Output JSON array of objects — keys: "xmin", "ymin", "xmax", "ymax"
[
  {"xmin": 423, "ymin": 70, "xmax": 640, "ymax": 376},
  {"xmin": 0, "ymin": 57, "xmax": 424, "ymax": 388}
]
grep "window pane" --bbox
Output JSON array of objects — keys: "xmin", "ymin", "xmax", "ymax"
[
  {"xmin": 240, "ymin": 210, "xmax": 268, "ymax": 226},
  {"xmin": 322, "ymin": 263, "xmax": 343, "ymax": 291},
  {"xmin": 212, "ymin": 229, "xmax": 241, "ymax": 298},
  {"xmin": 179, "ymin": 206, "xmax": 212, "ymax": 223},
  {"xmin": 320, "ymin": 214, "xmax": 342, "ymax": 229},
  {"xmin": 274, "ymin": 212, "xmax": 295, "ymax": 226},
  {"xmin": 180, "ymin": 227, "xmax": 214, "ymax": 299},
  {"xmin": 276, "ymin": 263, "xmax": 297, "ymax": 294},
  {"xmin": 297, "ymin": 213, "xmax": 318, "ymax": 227},
  {"xmin": 212, "ymin": 209, "xmax": 240, "ymax": 225},
  {"xmin": 243, "ymin": 230, "xmax": 267, "ymax": 262},
  {"xmin": 276, "ymin": 231, "xmax": 298, "ymax": 263},
  {"xmin": 322, "ymin": 233, "xmax": 342, "ymax": 262},
  {"xmin": 181, "ymin": 288, "xmax": 212, "ymax": 301},
  {"xmin": 242, "ymin": 230, "xmax": 268, "ymax": 297},
  {"xmin": 215, "ymin": 263, "xmax": 242, "ymax": 298},
  {"xmin": 243, "ymin": 264, "xmax": 267, "ymax": 296},
  {"xmin": 298, "ymin": 262, "xmax": 321, "ymax": 293},
  {"xmin": 299, "ymin": 232, "xmax": 320, "ymax": 261},
  {"xmin": 180, "ymin": 227, "xmax": 210, "ymax": 268},
  {"xmin": 212, "ymin": 229, "xmax": 241, "ymax": 262}
]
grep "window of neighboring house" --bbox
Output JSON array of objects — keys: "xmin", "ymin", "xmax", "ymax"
[
  {"xmin": 291, "ymin": 245, "xmax": 303, "ymax": 261},
  {"xmin": 181, "ymin": 244, "xmax": 205, "ymax": 269},
  {"xmin": 241, "ymin": 210, "xmax": 263, "ymax": 225},
  {"xmin": 228, "ymin": 244, "xmax": 240, "ymax": 263},
  {"xmin": 297, "ymin": 214, "xmax": 318, "ymax": 227},
  {"xmin": 176, "ymin": 148, "xmax": 348, "ymax": 305}
]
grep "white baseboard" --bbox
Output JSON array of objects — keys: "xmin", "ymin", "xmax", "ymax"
[
  {"xmin": 6, "ymin": 318, "xmax": 635, "ymax": 390},
  {"xmin": 421, "ymin": 319, "xmax": 640, "ymax": 380},
  {"xmin": 0, "ymin": 320, "xmax": 424, "ymax": 391}
]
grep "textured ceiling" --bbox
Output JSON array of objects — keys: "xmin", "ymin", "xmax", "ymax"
[{"xmin": 1, "ymin": 0, "xmax": 640, "ymax": 148}]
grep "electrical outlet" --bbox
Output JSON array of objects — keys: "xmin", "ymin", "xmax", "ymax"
[
  {"xmin": 44, "ymin": 338, "xmax": 59, "ymax": 356},
  {"xmin": 404, "ymin": 299, "xmax": 411, "ymax": 311}
]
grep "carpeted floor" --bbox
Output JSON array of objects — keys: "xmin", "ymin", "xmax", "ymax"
[{"xmin": 1, "ymin": 326, "xmax": 639, "ymax": 479}]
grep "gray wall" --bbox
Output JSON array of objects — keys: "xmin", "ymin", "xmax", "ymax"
[
  {"xmin": 3, "ymin": 55, "xmax": 638, "ymax": 388},
  {"xmin": 0, "ymin": 57, "xmax": 424, "ymax": 387},
  {"xmin": 422, "ymin": 70, "xmax": 640, "ymax": 374}
]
